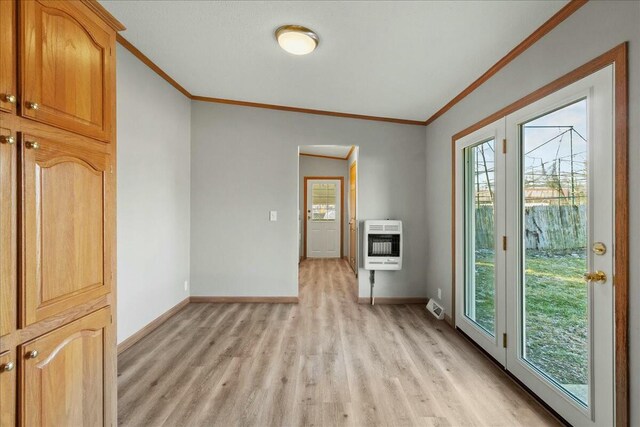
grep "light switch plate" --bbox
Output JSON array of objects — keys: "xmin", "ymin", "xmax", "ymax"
[{"xmin": 269, "ymin": 210, "xmax": 278, "ymax": 221}]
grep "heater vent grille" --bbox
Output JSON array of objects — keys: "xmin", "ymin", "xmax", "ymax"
[{"xmin": 363, "ymin": 220, "xmax": 402, "ymax": 271}]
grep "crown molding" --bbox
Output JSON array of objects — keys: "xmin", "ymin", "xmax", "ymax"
[
  {"xmin": 116, "ymin": 0, "xmax": 588, "ymax": 128},
  {"xmin": 116, "ymin": 35, "xmax": 424, "ymax": 126},
  {"xmin": 80, "ymin": 0, "xmax": 126, "ymax": 32},
  {"xmin": 299, "ymin": 145, "xmax": 355, "ymax": 161},
  {"xmin": 299, "ymin": 153, "xmax": 347, "ymax": 161},
  {"xmin": 345, "ymin": 145, "xmax": 356, "ymax": 160},
  {"xmin": 116, "ymin": 34, "xmax": 191, "ymax": 98},
  {"xmin": 424, "ymin": 0, "xmax": 588, "ymax": 125},
  {"xmin": 190, "ymin": 96, "xmax": 426, "ymax": 126}
]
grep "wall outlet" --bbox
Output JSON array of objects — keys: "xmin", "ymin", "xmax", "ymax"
[
  {"xmin": 269, "ymin": 210, "xmax": 278, "ymax": 221},
  {"xmin": 184, "ymin": 280, "xmax": 189, "ymax": 291},
  {"xmin": 437, "ymin": 288, "xmax": 442, "ymax": 300}
]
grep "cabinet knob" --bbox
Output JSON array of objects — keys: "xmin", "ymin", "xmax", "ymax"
[
  {"xmin": 25, "ymin": 350, "xmax": 39, "ymax": 359},
  {"xmin": 25, "ymin": 141, "xmax": 40, "ymax": 150},
  {"xmin": 26, "ymin": 102, "xmax": 39, "ymax": 110},
  {"xmin": 3, "ymin": 94, "xmax": 16, "ymax": 104},
  {"xmin": 0, "ymin": 361, "xmax": 14, "ymax": 372},
  {"xmin": 0, "ymin": 135, "xmax": 15, "ymax": 145}
]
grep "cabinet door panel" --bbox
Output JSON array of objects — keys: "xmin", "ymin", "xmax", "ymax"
[
  {"xmin": 0, "ymin": 0, "xmax": 17, "ymax": 114},
  {"xmin": 21, "ymin": 132, "xmax": 111, "ymax": 326},
  {"xmin": 21, "ymin": 0, "xmax": 114, "ymax": 141},
  {"xmin": 0, "ymin": 127, "xmax": 17, "ymax": 338},
  {"xmin": 21, "ymin": 308, "xmax": 109, "ymax": 427},
  {"xmin": 0, "ymin": 350, "xmax": 16, "ymax": 426}
]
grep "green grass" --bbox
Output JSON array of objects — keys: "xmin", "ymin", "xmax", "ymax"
[{"xmin": 473, "ymin": 250, "xmax": 588, "ymax": 387}]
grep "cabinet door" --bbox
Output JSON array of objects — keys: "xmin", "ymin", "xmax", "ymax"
[
  {"xmin": 0, "ymin": 350, "xmax": 16, "ymax": 426},
  {"xmin": 21, "ymin": 308, "xmax": 109, "ymax": 427},
  {"xmin": 20, "ymin": 0, "xmax": 115, "ymax": 141},
  {"xmin": 0, "ymin": 0, "xmax": 17, "ymax": 114},
  {"xmin": 21, "ymin": 132, "xmax": 112, "ymax": 326},
  {"xmin": 0, "ymin": 126, "xmax": 17, "ymax": 338}
]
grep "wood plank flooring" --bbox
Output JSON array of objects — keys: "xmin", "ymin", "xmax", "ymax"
[{"xmin": 118, "ymin": 258, "xmax": 559, "ymax": 426}]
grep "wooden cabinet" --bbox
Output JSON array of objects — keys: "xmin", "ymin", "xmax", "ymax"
[
  {"xmin": 0, "ymin": 126, "xmax": 17, "ymax": 338},
  {"xmin": 20, "ymin": 132, "xmax": 112, "ymax": 327},
  {"xmin": 1, "ymin": 1, "xmax": 121, "ymax": 424},
  {"xmin": 0, "ymin": 0, "xmax": 17, "ymax": 114},
  {"xmin": 20, "ymin": 308, "xmax": 111, "ymax": 426},
  {"xmin": 20, "ymin": 0, "xmax": 115, "ymax": 142},
  {"xmin": 0, "ymin": 350, "xmax": 16, "ymax": 426}
]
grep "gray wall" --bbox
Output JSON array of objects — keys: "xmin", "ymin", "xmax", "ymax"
[
  {"xmin": 298, "ymin": 155, "xmax": 350, "ymax": 257},
  {"xmin": 423, "ymin": 1, "xmax": 640, "ymax": 423},
  {"xmin": 191, "ymin": 102, "xmax": 427, "ymax": 298},
  {"xmin": 116, "ymin": 44, "xmax": 191, "ymax": 343}
]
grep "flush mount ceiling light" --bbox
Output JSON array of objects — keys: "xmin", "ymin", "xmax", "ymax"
[{"xmin": 275, "ymin": 25, "xmax": 319, "ymax": 55}]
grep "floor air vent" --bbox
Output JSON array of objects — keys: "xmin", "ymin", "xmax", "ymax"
[{"xmin": 426, "ymin": 299, "xmax": 445, "ymax": 320}]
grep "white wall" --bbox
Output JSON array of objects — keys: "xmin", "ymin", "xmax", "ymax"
[
  {"xmin": 116, "ymin": 44, "xmax": 191, "ymax": 343},
  {"xmin": 299, "ymin": 155, "xmax": 350, "ymax": 257},
  {"xmin": 190, "ymin": 103, "xmax": 427, "ymax": 299},
  {"xmin": 423, "ymin": 1, "xmax": 640, "ymax": 423}
]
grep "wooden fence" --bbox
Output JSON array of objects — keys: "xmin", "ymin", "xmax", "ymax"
[{"xmin": 475, "ymin": 205, "xmax": 587, "ymax": 251}]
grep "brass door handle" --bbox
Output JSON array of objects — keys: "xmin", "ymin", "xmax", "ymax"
[
  {"xmin": 26, "ymin": 102, "xmax": 39, "ymax": 110},
  {"xmin": 25, "ymin": 350, "xmax": 39, "ymax": 359},
  {"xmin": 3, "ymin": 94, "xmax": 16, "ymax": 104},
  {"xmin": 0, "ymin": 361, "xmax": 14, "ymax": 372},
  {"xmin": 583, "ymin": 271, "xmax": 606, "ymax": 283},
  {"xmin": 0, "ymin": 135, "xmax": 15, "ymax": 145},
  {"xmin": 25, "ymin": 141, "xmax": 39, "ymax": 150}
]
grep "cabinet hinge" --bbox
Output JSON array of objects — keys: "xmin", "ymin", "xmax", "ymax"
[
  {"xmin": 502, "ymin": 236, "xmax": 507, "ymax": 251},
  {"xmin": 502, "ymin": 333, "xmax": 507, "ymax": 348},
  {"xmin": 110, "ymin": 315, "xmax": 113, "ymax": 324},
  {"xmin": 502, "ymin": 138, "xmax": 507, "ymax": 154},
  {"xmin": 110, "ymin": 164, "xmax": 113, "ymax": 174}
]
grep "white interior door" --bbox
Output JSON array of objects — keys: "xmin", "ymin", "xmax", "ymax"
[
  {"xmin": 505, "ymin": 65, "xmax": 614, "ymax": 427},
  {"xmin": 307, "ymin": 179, "xmax": 341, "ymax": 258},
  {"xmin": 455, "ymin": 119, "xmax": 507, "ymax": 365}
]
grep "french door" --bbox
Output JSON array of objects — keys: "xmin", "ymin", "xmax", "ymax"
[
  {"xmin": 455, "ymin": 119, "xmax": 507, "ymax": 365},
  {"xmin": 456, "ymin": 65, "xmax": 614, "ymax": 426}
]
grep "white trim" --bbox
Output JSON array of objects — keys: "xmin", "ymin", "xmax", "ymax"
[{"xmin": 454, "ymin": 119, "xmax": 507, "ymax": 365}]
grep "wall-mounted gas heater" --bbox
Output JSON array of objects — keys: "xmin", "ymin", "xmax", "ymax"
[
  {"xmin": 363, "ymin": 220, "xmax": 403, "ymax": 305},
  {"xmin": 364, "ymin": 220, "xmax": 403, "ymax": 270}
]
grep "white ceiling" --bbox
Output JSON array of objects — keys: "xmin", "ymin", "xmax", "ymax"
[
  {"xmin": 101, "ymin": 0, "xmax": 568, "ymax": 121},
  {"xmin": 300, "ymin": 145, "xmax": 352, "ymax": 159}
]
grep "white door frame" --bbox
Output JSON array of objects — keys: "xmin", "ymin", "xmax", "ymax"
[
  {"xmin": 454, "ymin": 119, "xmax": 507, "ymax": 365},
  {"xmin": 504, "ymin": 65, "xmax": 614, "ymax": 427},
  {"xmin": 450, "ymin": 46, "xmax": 628, "ymax": 426},
  {"xmin": 304, "ymin": 176, "xmax": 344, "ymax": 259}
]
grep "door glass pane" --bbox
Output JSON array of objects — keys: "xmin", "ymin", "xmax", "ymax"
[
  {"xmin": 311, "ymin": 183, "xmax": 336, "ymax": 221},
  {"xmin": 521, "ymin": 99, "xmax": 589, "ymax": 405},
  {"xmin": 464, "ymin": 139, "xmax": 496, "ymax": 335}
]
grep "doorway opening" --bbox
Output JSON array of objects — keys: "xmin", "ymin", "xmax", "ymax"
[{"xmin": 298, "ymin": 145, "xmax": 359, "ymax": 302}]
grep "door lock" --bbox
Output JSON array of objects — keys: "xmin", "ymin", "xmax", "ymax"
[
  {"xmin": 592, "ymin": 242, "xmax": 606, "ymax": 255},
  {"xmin": 583, "ymin": 270, "xmax": 606, "ymax": 284}
]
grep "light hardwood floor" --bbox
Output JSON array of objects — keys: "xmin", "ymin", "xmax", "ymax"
[{"xmin": 118, "ymin": 259, "xmax": 559, "ymax": 426}]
